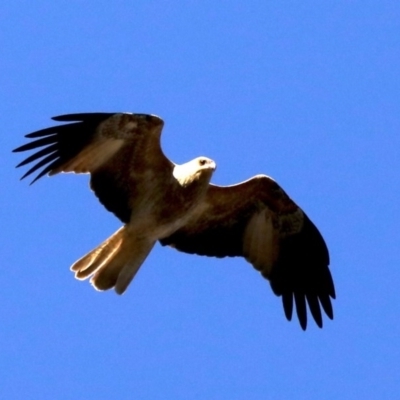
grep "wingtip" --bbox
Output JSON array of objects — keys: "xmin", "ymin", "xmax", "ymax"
[
  {"xmin": 29, "ymin": 176, "xmax": 40, "ymax": 185},
  {"xmin": 51, "ymin": 115, "xmax": 67, "ymax": 121},
  {"xmin": 12, "ymin": 145, "xmax": 25, "ymax": 153},
  {"xmin": 51, "ymin": 112, "xmax": 116, "ymax": 122},
  {"xmin": 326, "ymin": 307, "xmax": 334, "ymax": 321},
  {"xmin": 18, "ymin": 173, "xmax": 37, "ymax": 186},
  {"xmin": 19, "ymin": 170, "xmax": 31, "ymax": 181},
  {"xmin": 299, "ymin": 320, "xmax": 307, "ymax": 331},
  {"xmin": 282, "ymin": 293, "xmax": 293, "ymax": 321},
  {"xmin": 51, "ymin": 114, "xmax": 82, "ymax": 122},
  {"xmin": 114, "ymin": 286, "xmax": 125, "ymax": 295}
]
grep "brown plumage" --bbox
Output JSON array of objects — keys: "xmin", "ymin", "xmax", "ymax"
[{"xmin": 13, "ymin": 112, "xmax": 335, "ymax": 330}]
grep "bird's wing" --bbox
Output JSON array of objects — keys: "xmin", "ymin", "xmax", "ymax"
[
  {"xmin": 13, "ymin": 113, "xmax": 173, "ymax": 223},
  {"xmin": 160, "ymin": 175, "xmax": 335, "ymax": 330}
]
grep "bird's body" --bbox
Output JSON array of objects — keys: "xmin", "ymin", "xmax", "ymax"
[{"xmin": 14, "ymin": 112, "xmax": 335, "ymax": 330}]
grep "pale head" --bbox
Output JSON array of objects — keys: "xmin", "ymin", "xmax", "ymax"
[{"xmin": 173, "ymin": 157, "xmax": 216, "ymax": 187}]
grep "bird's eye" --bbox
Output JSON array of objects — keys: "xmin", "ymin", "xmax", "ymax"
[{"xmin": 199, "ymin": 159, "xmax": 206, "ymax": 166}]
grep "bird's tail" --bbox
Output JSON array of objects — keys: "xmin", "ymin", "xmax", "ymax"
[{"xmin": 70, "ymin": 226, "xmax": 155, "ymax": 294}]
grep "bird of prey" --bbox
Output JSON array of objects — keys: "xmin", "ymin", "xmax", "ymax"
[{"xmin": 13, "ymin": 112, "xmax": 335, "ymax": 330}]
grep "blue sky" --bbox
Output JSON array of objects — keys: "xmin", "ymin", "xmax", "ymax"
[{"xmin": 2, "ymin": 1, "xmax": 400, "ymax": 399}]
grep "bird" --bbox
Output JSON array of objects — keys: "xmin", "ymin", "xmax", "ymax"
[{"xmin": 13, "ymin": 112, "xmax": 335, "ymax": 330}]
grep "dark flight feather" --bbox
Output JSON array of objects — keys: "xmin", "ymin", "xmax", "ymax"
[
  {"xmin": 13, "ymin": 113, "xmax": 114, "ymax": 183},
  {"xmin": 161, "ymin": 179, "xmax": 335, "ymax": 330}
]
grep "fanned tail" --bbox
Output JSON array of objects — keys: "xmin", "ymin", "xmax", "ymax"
[{"xmin": 70, "ymin": 226, "xmax": 154, "ymax": 293}]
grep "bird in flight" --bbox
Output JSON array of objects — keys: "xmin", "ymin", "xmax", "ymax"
[{"xmin": 14, "ymin": 112, "xmax": 335, "ymax": 330}]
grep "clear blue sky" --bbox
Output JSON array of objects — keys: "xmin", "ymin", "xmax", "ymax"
[{"xmin": 2, "ymin": 1, "xmax": 399, "ymax": 399}]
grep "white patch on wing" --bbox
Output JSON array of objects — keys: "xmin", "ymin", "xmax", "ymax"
[
  {"xmin": 243, "ymin": 209, "xmax": 278, "ymax": 276},
  {"xmin": 49, "ymin": 138, "xmax": 124, "ymax": 175},
  {"xmin": 124, "ymin": 121, "xmax": 138, "ymax": 130}
]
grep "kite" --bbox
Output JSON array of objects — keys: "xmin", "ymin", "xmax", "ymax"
[{"xmin": 13, "ymin": 112, "xmax": 335, "ymax": 330}]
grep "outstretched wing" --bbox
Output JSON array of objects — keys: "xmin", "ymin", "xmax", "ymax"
[
  {"xmin": 160, "ymin": 175, "xmax": 335, "ymax": 330},
  {"xmin": 13, "ymin": 112, "xmax": 172, "ymax": 223}
]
